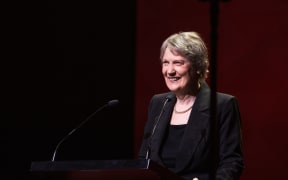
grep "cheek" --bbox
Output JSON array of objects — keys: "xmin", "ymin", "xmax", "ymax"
[
  {"xmin": 176, "ymin": 67, "xmax": 189, "ymax": 76},
  {"xmin": 162, "ymin": 66, "xmax": 166, "ymax": 75},
  {"xmin": 180, "ymin": 69, "xmax": 194, "ymax": 81},
  {"xmin": 183, "ymin": 67, "xmax": 193, "ymax": 76}
]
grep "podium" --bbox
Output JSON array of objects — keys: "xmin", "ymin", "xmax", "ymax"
[{"xmin": 30, "ymin": 159, "xmax": 184, "ymax": 180}]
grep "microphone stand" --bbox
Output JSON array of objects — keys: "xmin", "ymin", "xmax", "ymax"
[
  {"xmin": 199, "ymin": 0, "xmax": 231, "ymax": 179},
  {"xmin": 51, "ymin": 100, "xmax": 119, "ymax": 161},
  {"xmin": 51, "ymin": 104, "xmax": 108, "ymax": 162}
]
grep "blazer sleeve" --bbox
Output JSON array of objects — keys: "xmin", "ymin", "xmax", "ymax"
[{"xmin": 216, "ymin": 95, "xmax": 244, "ymax": 180}]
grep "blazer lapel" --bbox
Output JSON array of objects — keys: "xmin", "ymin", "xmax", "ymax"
[
  {"xmin": 150, "ymin": 95, "xmax": 176, "ymax": 164},
  {"xmin": 175, "ymin": 82, "xmax": 211, "ymax": 172}
]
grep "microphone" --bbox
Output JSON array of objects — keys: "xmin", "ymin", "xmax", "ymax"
[
  {"xmin": 145, "ymin": 95, "xmax": 173, "ymax": 159},
  {"xmin": 51, "ymin": 99, "xmax": 120, "ymax": 161}
]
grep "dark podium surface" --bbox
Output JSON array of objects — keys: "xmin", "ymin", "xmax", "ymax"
[{"xmin": 30, "ymin": 159, "xmax": 184, "ymax": 180}]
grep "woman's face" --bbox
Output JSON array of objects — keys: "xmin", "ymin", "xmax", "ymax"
[{"xmin": 162, "ymin": 47, "xmax": 195, "ymax": 95}]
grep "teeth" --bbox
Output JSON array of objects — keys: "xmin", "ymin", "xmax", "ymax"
[{"xmin": 169, "ymin": 77, "xmax": 178, "ymax": 81}]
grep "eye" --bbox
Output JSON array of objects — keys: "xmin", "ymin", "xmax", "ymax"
[
  {"xmin": 174, "ymin": 60, "xmax": 184, "ymax": 65},
  {"xmin": 162, "ymin": 60, "xmax": 169, "ymax": 66}
]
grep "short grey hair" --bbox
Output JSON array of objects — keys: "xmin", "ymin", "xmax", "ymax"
[{"xmin": 160, "ymin": 31, "xmax": 209, "ymax": 80}]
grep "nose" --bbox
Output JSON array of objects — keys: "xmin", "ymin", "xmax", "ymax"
[{"xmin": 167, "ymin": 65, "xmax": 176, "ymax": 76}]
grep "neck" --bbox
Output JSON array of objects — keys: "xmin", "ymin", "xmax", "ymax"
[
  {"xmin": 176, "ymin": 95, "xmax": 196, "ymax": 105},
  {"xmin": 176, "ymin": 81, "xmax": 201, "ymax": 99},
  {"xmin": 174, "ymin": 95, "xmax": 196, "ymax": 114}
]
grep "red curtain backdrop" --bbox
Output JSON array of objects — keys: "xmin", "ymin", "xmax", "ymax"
[{"xmin": 134, "ymin": 0, "xmax": 288, "ymax": 179}]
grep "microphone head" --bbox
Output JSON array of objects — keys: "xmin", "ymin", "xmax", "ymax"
[
  {"xmin": 166, "ymin": 94, "xmax": 174, "ymax": 101},
  {"xmin": 108, "ymin": 99, "xmax": 120, "ymax": 107}
]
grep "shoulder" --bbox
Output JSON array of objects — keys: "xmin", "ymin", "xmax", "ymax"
[
  {"xmin": 217, "ymin": 92, "xmax": 236, "ymax": 100},
  {"xmin": 216, "ymin": 92, "xmax": 240, "ymax": 112}
]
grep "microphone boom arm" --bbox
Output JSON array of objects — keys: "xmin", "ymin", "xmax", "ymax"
[{"xmin": 51, "ymin": 100, "xmax": 119, "ymax": 161}]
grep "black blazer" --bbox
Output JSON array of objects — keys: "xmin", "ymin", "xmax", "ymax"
[{"xmin": 138, "ymin": 82, "xmax": 244, "ymax": 180}]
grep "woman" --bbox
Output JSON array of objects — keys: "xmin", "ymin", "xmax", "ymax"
[{"xmin": 138, "ymin": 31, "xmax": 244, "ymax": 180}]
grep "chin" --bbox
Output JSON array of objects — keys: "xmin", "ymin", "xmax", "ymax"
[{"xmin": 167, "ymin": 86, "xmax": 179, "ymax": 92}]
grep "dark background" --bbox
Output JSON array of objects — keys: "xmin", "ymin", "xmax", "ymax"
[{"xmin": 2, "ymin": 2, "xmax": 136, "ymax": 178}]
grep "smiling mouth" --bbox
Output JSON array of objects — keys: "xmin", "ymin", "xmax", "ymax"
[{"xmin": 168, "ymin": 77, "xmax": 180, "ymax": 81}]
